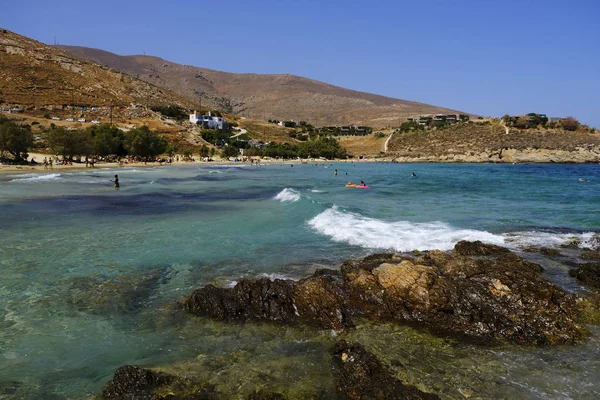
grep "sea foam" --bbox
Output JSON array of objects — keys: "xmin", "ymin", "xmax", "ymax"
[
  {"xmin": 11, "ymin": 173, "xmax": 62, "ymax": 183},
  {"xmin": 308, "ymin": 207, "xmax": 598, "ymax": 252},
  {"xmin": 274, "ymin": 188, "xmax": 301, "ymax": 203},
  {"xmin": 308, "ymin": 207, "xmax": 505, "ymax": 251}
]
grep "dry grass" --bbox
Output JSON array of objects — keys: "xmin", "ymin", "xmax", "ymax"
[
  {"xmin": 388, "ymin": 123, "xmax": 600, "ymax": 156},
  {"xmin": 339, "ymin": 135, "xmax": 387, "ymax": 157}
]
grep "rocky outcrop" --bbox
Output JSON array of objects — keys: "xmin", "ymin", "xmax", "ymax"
[
  {"xmin": 569, "ymin": 262, "xmax": 600, "ymax": 288},
  {"xmin": 333, "ymin": 340, "xmax": 440, "ymax": 400},
  {"xmin": 185, "ymin": 241, "xmax": 586, "ymax": 345}
]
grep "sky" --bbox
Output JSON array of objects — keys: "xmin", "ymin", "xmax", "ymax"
[{"xmin": 2, "ymin": 0, "xmax": 599, "ymax": 127}]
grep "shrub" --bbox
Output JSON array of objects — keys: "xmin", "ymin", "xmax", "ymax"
[{"xmin": 560, "ymin": 116, "xmax": 580, "ymax": 132}]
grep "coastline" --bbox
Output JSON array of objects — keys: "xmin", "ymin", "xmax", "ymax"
[{"xmin": 2, "ymin": 147, "xmax": 599, "ymax": 175}]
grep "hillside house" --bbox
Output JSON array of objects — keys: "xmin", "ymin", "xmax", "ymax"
[{"xmin": 189, "ymin": 111, "xmax": 229, "ymax": 130}]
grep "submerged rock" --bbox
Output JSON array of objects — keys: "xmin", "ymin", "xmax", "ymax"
[
  {"xmin": 569, "ymin": 262, "xmax": 600, "ymax": 288},
  {"xmin": 332, "ymin": 340, "xmax": 440, "ymax": 400},
  {"xmin": 101, "ymin": 365, "xmax": 218, "ymax": 399},
  {"xmin": 184, "ymin": 242, "xmax": 586, "ymax": 344}
]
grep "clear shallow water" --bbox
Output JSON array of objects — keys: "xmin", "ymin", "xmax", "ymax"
[{"xmin": 1, "ymin": 162, "xmax": 599, "ymax": 399}]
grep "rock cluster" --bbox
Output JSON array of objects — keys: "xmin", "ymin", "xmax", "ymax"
[{"xmin": 185, "ymin": 241, "xmax": 586, "ymax": 345}]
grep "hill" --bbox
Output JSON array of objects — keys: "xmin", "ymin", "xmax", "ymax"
[
  {"xmin": 56, "ymin": 45, "xmax": 468, "ymax": 128},
  {"xmin": 0, "ymin": 29, "xmax": 196, "ymax": 110},
  {"xmin": 387, "ymin": 122, "xmax": 600, "ymax": 163}
]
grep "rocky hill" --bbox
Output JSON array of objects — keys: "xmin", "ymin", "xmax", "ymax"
[
  {"xmin": 56, "ymin": 45, "xmax": 468, "ymax": 128},
  {"xmin": 0, "ymin": 29, "xmax": 196, "ymax": 110},
  {"xmin": 387, "ymin": 122, "xmax": 600, "ymax": 163}
]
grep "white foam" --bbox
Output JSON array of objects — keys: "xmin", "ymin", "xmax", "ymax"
[
  {"xmin": 308, "ymin": 207, "xmax": 506, "ymax": 252},
  {"xmin": 274, "ymin": 188, "xmax": 301, "ymax": 203},
  {"xmin": 308, "ymin": 207, "xmax": 600, "ymax": 252},
  {"xmin": 11, "ymin": 173, "xmax": 62, "ymax": 183},
  {"xmin": 208, "ymin": 170, "xmax": 224, "ymax": 174},
  {"xmin": 310, "ymin": 189, "xmax": 324, "ymax": 193},
  {"xmin": 259, "ymin": 273, "xmax": 294, "ymax": 280},
  {"xmin": 504, "ymin": 231, "xmax": 598, "ymax": 250}
]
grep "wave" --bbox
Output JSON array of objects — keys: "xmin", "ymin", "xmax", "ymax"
[
  {"xmin": 309, "ymin": 189, "xmax": 324, "ymax": 193},
  {"xmin": 208, "ymin": 170, "xmax": 224, "ymax": 174},
  {"xmin": 307, "ymin": 207, "xmax": 598, "ymax": 252},
  {"xmin": 274, "ymin": 188, "xmax": 301, "ymax": 203},
  {"xmin": 11, "ymin": 173, "xmax": 62, "ymax": 183},
  {"xmin": 504, "ymin": 231, "xmax": 599, "ymax": 250},
  {"xmin": 308, "ymin": 207, "xmax": 505, "ymax": 252}
]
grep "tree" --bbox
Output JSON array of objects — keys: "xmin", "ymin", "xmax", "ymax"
[
  {"xmin": 0, "ymin": 118, "xmax": 33, "ymax": 162},
  {"xmin": 199, "ymin": 144, "xmax": 209, "ymax": 158},
  {"xmin": 560, "ymin": 116, "xmax": 580, "ymax": 132},
  {"xmin": 88, "ymin": 124, "xmax": 125, "ymax": 156},
  {"xmin": 45, "ymin": 126, "xmax": 90, "ymax": 160},
  {"xmin": 221, "ymin": 144, "xmax": 239, "ymax": 159},
  {"xmin": 123, "ymin": 126, "xmax": 167, "ymax": 158}
]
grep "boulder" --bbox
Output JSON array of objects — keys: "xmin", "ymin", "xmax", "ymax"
[
  {"xmin": 332, "ymin": 340, "xmax": 440, "ymax": 400},
  {"xmin": 101, "ymin": 365, "xmax": 218, "ymax": 400},
  {"xmin": 453, "ymin": 240, "xmax": 511, "ymax": 256},
  {"xmin": 185, "ymin": 278, "xmax": 297, "ymax": 323},
  {"xmin": 569, "ymin": 262, "xmax": 600, "ymax": 288}
]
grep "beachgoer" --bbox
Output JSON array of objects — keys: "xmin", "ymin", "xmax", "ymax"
[
  {"xmin": 360, "ymin": 180, "xmax": 366, "ymax": 186},
  {"xmin": 411, "ymin": 172, "xmax": 416, "ymax": 177},
  {"xmin": 334, "ymin": 169, "xmax": 338, "ymax": 176},
  {"xmin": 112, "ymin": 174, "xmax": 120, "ymax": 188}
]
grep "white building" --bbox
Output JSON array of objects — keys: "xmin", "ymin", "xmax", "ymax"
[{"xmin": 189, "ymin": 111, "xmax": 228, "ymax": 130}]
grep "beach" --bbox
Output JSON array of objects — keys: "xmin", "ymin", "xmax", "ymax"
[{"xmin": 1, "ymin": 162, "xmax": 599, "ymax": 398}]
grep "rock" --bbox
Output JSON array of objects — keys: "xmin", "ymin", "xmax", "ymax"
[
  {"xmin": 246, "ymin": 390, "xmax": 287, "ymax": 400},
  {"xmin": 569, "ymin": 262, "xmax": 600, "ymax": 288},
  {"xmin": 183, "ymin": 242, "xmax": 586, "ymax": 344},
  {"xmin": 453, "ymin": 240, "xmax": 511, "ymax": 257},
  {"xmin": 582, "ymin": 251, "xmax": 600, "ymax": 260},
  {"xmin": 101, "ymin": 365, "xmax": 170, "ymax": 399},
  {"xmin": 332, "ymin": 340, "xmax": 440, "ymax": 400},
  {"xmin": 185, "ymin": 278, "xmax": 297, "ymax": 323},
  {"xmin": 101, "ymin": 365, "xmax": 218, "ymax": 400},
  {"xmin": 292, "ymin": 269, "xmax": 352, "ymax": 330}
]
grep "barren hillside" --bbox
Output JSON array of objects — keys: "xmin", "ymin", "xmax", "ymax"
[
  {"xmin": 57, "ymin": 45, "xmax": 469, "ymax": 128},
  {"xmin": 0, "ymin": 29, "xmax": 196, "ymax": 109},
  {"xmin": 387, "ymin": 123, "xmax": 600, "ymax": 162}
]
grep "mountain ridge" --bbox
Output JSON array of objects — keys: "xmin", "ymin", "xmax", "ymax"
[
  {"xmin": 56, "ymin": 44, "xmax": 469, "ymax": 127},
  {"xmin": 0, "ymin": 29, "xmax": 196, "ymax": 109}
]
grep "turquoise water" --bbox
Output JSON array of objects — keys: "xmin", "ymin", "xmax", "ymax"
[{"xmin": 1, "ymin": 162, "xmax": 599, "ymax": 398}]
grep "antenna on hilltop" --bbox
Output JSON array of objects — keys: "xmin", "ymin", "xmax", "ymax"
[{"xmin": 53, "ymin": 36, "xmax": 56, "ymax": 45}]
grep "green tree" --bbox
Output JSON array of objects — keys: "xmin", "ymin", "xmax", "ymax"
[
  {"xmin": 46, "ymin": 126, "xmax": 92, "ymax": 160},
  {"xmin": 0, "ymin": 118, "xmax": 34, "ymax": 162},
  {"xmin": 88, "ymin": 124, "xmax": 125, "ymax": 156},
  {"xmin": 199, "ymin": 144, "xmax": 209, "ymax": 158},
  {"xmin": 221, "ymin": 144, "xmax": 239, "ymax": 159},
  {"xmin": 123, "ymin": 126, "xmax": 167, "ymax": 158}
]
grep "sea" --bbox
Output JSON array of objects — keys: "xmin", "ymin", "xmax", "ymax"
[{"xmin": 1, "ymin": 162, "xmax": 599, "ymax": 399}]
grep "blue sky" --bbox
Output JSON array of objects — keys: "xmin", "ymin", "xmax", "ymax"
[{"xmin": 3, "ymin": 0, "xmax": 599, "ymax": 127}]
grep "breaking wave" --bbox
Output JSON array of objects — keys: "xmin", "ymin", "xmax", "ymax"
[
  {"xmin": 274, "ymin": 188, "xmax": 301, "ymax": 203},
  {"xmin": 11, "ymin": 173, "xmax": 62, "ymax": 183},
  {"xmin": 307, "ymin": 207, "xmax": 598, "ymax": 252}
]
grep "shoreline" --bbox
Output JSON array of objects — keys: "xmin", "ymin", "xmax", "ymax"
[{"xmin": 2, "ymin": 151, "xmax": 599, "ymax": 175}]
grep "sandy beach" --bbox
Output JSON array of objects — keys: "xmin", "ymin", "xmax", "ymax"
[{"xmin": 0, "ymin": 152, "xmax": 380, "ymax": 175}]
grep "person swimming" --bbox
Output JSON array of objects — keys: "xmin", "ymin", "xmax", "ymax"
[
  {"xmin": 112, "ymin": 174, "xmax": 120, "ymax": 188},
  {"xmin": 360, "ymin": 180, "xmax": 366, "ymax": 186}
]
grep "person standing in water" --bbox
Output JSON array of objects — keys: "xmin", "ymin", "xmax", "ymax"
[
  {"xmin": 334, "ymin": 169, "xmax": 338, "ymax": 176},
  {"xmin": 112, "ymin": 174, "xmax": 120, "ymax": 189}
]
